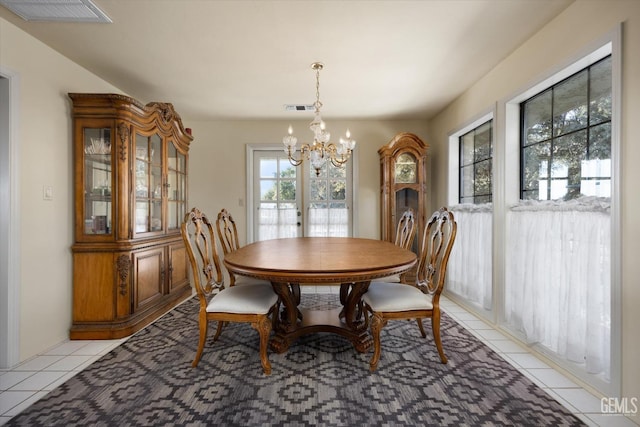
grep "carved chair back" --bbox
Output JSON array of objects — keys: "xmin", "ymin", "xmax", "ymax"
[
  {"xmin": 394, "ymin": 208, "xmax": 417, "ymax": 251},
  {"xmin": 415, "ymin": 207, "xmax": 457, "ymax": 300},
  {"xmin": 181, "ymin": 208, "xmax": 224, "ymax": 303},
  {"xmin": 216, "ymin": 208, "xmax": 241, "ymax": 255}
]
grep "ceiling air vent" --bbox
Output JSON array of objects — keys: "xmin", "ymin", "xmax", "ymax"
[
  {"xmin": 0, "ymin": 0, "xmax": 112, "ymax": 23},
  {"xmin": 284, "ymin": 104, "xmax": 315, "ymax": 112}
]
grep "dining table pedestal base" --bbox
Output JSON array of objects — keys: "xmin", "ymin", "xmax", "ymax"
[
  {"xmin": 270, "ymin": 307, "xmax": 372, "ymax": 354},
  {"xmin": 270, "ymin": 282, "xmax": 372, "ymax": 354}
]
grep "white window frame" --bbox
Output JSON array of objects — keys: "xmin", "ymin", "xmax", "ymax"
[
  {"xmin": 446, "ymin": 110, "xmax": 495, "ymax": 320},
  {"xmin": 448, "ymin": 111, "xmax": 495, "ymax": 206}
]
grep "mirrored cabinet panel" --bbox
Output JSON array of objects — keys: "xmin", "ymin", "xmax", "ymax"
[{"xmin": 70, "ymin": 93, "xmax": 192, "ymax": 339}]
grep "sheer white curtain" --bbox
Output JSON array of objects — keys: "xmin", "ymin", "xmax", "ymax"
[
  {"xmin": 504, "ymin": 196, "xmax": 610, "ymax": 379},
  {"xmin": 257, "ymin": 205, "xmax": 298, "ymax": 241},
  {"xmin": 447, "ymin": 204, "xmax": 493, "ymax": 311},
  {"xmin": 308, "ymin": 207, "xmax": 348, "ymax": 237}
]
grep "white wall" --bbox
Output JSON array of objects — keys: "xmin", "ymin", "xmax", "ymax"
[
  {"xmin": 427, "ymin": 0, "xmax": 640, "ymax": 401},
  {"xmin": 0, "ymin": 17, "xmax": 121, "ymax": 360}
]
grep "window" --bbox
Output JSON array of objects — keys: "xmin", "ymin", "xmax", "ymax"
[
  {"xmin": 502, "ymin": 41, "xmax": 618, "ymax": 395},
  {"xmin": 459, "ymin": 120, "xmax": 492, "ymax": 203},
  {"xmin": 521, "ymin": 56, "xmax": 611, "ymax": 201}
]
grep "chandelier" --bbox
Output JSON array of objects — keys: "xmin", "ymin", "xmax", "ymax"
[{"xmin": 283, "ymin": 62, "xmax": 356, "ymax": 176}]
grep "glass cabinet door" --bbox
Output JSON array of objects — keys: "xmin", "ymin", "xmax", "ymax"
[
  {"xmin": 167, "ymin": 141, "xmax": 187, "ymax": 230},
  {"xmin": 83, "ymin": 128, "xmax": 112, "ymax": 235},
  {"xmin": 135, "ymin": 132, "xmax": 163, "ymax": 234}
]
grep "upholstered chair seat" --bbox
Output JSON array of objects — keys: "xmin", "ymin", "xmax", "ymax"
[
  {"xmin": 362, "ymin": 281, "xmax": 433, "ymax": 312},
  {"xmin": 206, "ymin": 284, "xmax": 278, "ymax": 314}
]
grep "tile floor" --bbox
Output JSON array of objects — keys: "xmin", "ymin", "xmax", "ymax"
[{"xmin": 1, "ymin": 289, "xmax": 638, "ymax": 426}]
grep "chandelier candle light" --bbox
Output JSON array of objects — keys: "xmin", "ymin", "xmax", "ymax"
[{"xmin": 283, "ymin": 62, "xmax": 356, "ymax": 176}]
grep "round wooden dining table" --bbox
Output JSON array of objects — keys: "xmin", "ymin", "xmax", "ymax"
[{"xmin": 223, "ymin": 237, "xmax": 417, "ymax": 353}]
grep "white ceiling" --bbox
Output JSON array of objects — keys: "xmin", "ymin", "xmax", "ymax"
[{"xmin": 0, "ymin": 0, "xmax": 574, "ymax": 121}]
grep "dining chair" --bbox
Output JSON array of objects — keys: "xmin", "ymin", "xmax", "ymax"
[
  {"xmin": 362, "ymin": 207, "xmax": 457, "ymax": 371},
  {"xmin": 181, "ymin": 207, "xmax": 279, "ymax": 375},
  {"xmin": 385, "ymin": 208, "xmax": 418, "ymax": 283},
  {"xmin": 341, "ymin": 208, "xmax": 417, "ymax": 316},
  {"xmin": 215, "ymin": 208, "xmax": 272, "ymax": 287}
]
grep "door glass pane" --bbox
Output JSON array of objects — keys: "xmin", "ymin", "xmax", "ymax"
[
  {"xmin": 330, "ymin": 180, "xmax": 346, "ymax": 200},
  {"xmin": 310, "ymin": 180, "xmax": 327, "ymax": 201},
  {"xmin": 279, "ymin": 179, "xmax": 296, "ymax": 201},
  {"xmin": 260, "ymin": 180, "xmax": 277, "ymax": 199},
  {"xmin": 83, "ymin": 128, "xmax": 112, "ymax": 235}
]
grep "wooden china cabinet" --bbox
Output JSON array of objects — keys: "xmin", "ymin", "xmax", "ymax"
[
  {"xmin": 69, "ymin": 93, "xmax": 193, "ymax": 339},
  {"xmin": 379, "ymin": 132, "xmax": 429, "ymax": 280}
]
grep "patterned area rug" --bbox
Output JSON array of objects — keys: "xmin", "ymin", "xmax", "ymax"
[{"xmin": 8, "ymin": 294, "xmax": 584, "ymax": 426}]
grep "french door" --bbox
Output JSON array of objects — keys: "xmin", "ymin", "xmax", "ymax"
[{"xmin": 251, "ymin": 149, "xmax": 352, "ymax": 242}]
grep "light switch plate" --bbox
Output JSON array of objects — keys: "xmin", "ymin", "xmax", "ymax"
[{"xmin": 43, "ymin": 185, "xmax": 53, "ymax": 201}]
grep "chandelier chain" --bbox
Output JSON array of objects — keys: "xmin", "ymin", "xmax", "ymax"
[{"xmin": 315, "ymin": 67, "xmax": 322, "ymax": 112}]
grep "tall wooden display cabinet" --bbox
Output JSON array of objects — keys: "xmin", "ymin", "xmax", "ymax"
[
  {"xmin": 379, "ymin": 132, "xmax": 429, "ymax": 260},
  {"xmin": 69, "ymin": 93, "xmax": 193, "ymax": 339}
]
